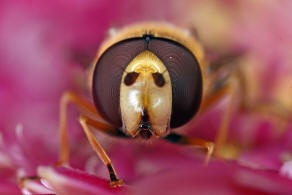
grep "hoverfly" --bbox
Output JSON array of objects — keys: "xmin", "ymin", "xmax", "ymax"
[{"xmin": 57, "ymin": 22, "xmax": 241, "ymax": 187}]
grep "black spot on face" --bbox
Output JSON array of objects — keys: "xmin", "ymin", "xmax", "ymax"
[
  {"xmin": 152, "ymin": 72, "xmax": 165, "ymax": 87},
  {"xmin": 124, "ymin": 72, "xmax": 139, "ymax": 86},
  {"xmin": 138, "ymin": 109, "xmax": 153, "ymax": 139}
]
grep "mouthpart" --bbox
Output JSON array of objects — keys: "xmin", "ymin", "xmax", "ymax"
[{"xmin": 138, "ymin": 122, "xmax": 153, "ymax": 140}]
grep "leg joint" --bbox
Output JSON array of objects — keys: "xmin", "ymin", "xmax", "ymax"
[{"xmin": 78, "ymin": 115, "xmax": 87, "ymax": 124}]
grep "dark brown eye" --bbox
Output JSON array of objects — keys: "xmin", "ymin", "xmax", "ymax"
[
  {"xmin": 148, "ymin": 38, "xmax": 202, "ymax": 128},
  {"xmin": 92, "ymin": 38, "xmax": 147, "ymax": 127},
  {"xmin": 124, "ymin": 72, "xmax": 139, "ymax": 86},
  {"xmin": 152, "ymin": 72, "xmax": 165, "ymax": 87}
]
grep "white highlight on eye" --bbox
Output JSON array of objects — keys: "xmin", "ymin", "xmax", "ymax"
[{"xmin": 128, "ymin": 90, "xmax": 143, "ymax": 113}]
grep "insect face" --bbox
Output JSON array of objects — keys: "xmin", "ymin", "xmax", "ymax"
[
  {"xmin": 120, "ymin": 50, "xmax": 172, "ymax": 139},
  {"xmin": 92, "ymin": 23, "xmax": 203, "ymax": 140},
  {"xmin": 57, "ymin": 23, "xmax": 215, "ymax": 188}
]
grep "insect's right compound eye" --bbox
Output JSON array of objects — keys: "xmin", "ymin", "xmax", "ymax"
[
  {"xmin": 92, "ymin": 39, "xmax": 147, "ymax": 128},
  {"xmin": 148, "ymin": 38, "xmax": 202, "ymax": 128}
]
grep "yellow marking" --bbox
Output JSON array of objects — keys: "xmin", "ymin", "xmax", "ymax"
[{"xmin": 126, "ymin": 50, "xmax": 166, "ymax": 73}]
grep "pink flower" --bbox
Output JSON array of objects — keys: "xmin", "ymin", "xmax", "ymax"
[{"xmin": 1, "ymin": 0, "xmax": 292, "ymax": 194}]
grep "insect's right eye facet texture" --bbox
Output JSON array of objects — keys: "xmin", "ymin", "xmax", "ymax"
[
  {"xmin": 92, "ymin": 39, "xmax": 147, "ymax": 127},
  {"xmin": 148, "ymin": 38, "xmax": 203, "ymax": 128}
]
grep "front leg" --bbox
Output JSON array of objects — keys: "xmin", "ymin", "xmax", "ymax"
[
  {"xmin": 79, "ymin": 115, "xmax": 123, "ymax": 187},
  {"xmin": 164, "ymin": 133, "xmax": 214, "ymax": 165}
]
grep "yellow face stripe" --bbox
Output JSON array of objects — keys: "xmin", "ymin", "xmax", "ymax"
[{"xmin": 126, "ymin": 50, "xmax": 166, "ymax": 74}]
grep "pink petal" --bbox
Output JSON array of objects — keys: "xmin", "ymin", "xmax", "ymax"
[
  {"xmin": 238, "ymin": 147, "xmax": 284, "ymax": 171},
  {"xmin": 131, "ymin": 162, "xmax": 292, "ymax": 195},
  {"xmin": 280, "ymin": 161, "xmax": 292, "ymax": 180},
  {"xmin": 20, "ymin": 179, "xmax": 55, "ymax": 195},
  {"xmin": 0, "ymin": 180, "xmax": 21, "ymax": 195},
  {"xmin": 38, "ymin": 166, "xmax": 127, "ymax": 195},
  {"xmin": 0, "ymin": 150, "xmax": 16, "ymax": 179}
]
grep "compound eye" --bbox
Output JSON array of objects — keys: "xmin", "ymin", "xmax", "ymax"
[
  {"xmin": 92, "ymin": 39, "xmax": 147, "ymax": 127},
  {"xmin": 148, "ymin": 38, "xmax": 203, "ymax": 128}
]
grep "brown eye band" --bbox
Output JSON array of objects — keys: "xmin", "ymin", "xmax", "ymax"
[
  {"xmin": 148, "ymin": 38, "xmax": 203, "ymax": 128},
  {"xmin": 92, "ymin": 38, "xmax": 147, "ymax": 127}
]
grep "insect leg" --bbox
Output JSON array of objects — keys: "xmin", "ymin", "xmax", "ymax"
[
  {"xmin": 20, "ymin": 92, "xmax": 124, "ymax": 188},
  {"xmin": 199, "ymin": 84, "xmax": 229, "ymax": 113},
  {"xmin": 18, "ymin": 92, "xmax": 109, "ymax": 189},
  {"xmin": 58, "ymin": 91, "xmax": 99, "ymax": 165},
  {"xmin": 206, "ymin": 67, "xmax": 291, "ymax": 158},
  {"xmin": 164, "ymin": 133, "xmax": 214, "ymax": 165},
  {"xmin": 213, "ymin": 82, "xmax": 237, "ymax": 158},
  {"xmin": 234, "ymin": 68, "xmax": 291, "ymax": 131},
  {"xmin": 200, "ymin": 77, "xmax": 238, "ymax": 158},
  {"xmin": 58, "ymin": 91, "xmax": 115, "ymax": 165},
  {"xmin": 79, "ymin": 115, "xmax": 123, "ymax": 187}
]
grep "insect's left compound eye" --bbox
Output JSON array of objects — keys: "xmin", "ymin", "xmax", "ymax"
[{"xmin": 92, "ymin": 38, "xmax": 147, "ymax": 127}]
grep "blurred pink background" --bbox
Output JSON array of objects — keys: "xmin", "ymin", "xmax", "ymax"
[{"xmin": 0, "ymin": 0, "xmax": 292, "ymax": 194}]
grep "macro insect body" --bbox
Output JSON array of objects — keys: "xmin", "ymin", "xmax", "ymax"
[{"xmin": 57, "ymin": 22, "xmax": 229, "ymax": 187}]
